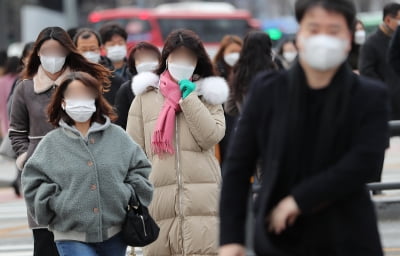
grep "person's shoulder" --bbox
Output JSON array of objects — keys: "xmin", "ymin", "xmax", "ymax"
[
  {"xmin": 356, "ymin": 75, "xmax": 388, "ymax": 102},
  {"xmin": 251, "ymin": 69, "xmax": 287, "ymax": 92}
]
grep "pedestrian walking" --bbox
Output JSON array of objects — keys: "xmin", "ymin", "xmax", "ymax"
[
  {"xmin": 115, "ymin": 41, "xmax": 161, "ymax": 129},
  {"xmin": 22, "ymin": 71, "xmax": 153, "ymax": 256},
  {"xmin": 74, "ymin": 28, "xmax": 124, "ymax": 105},
  {"xmin": 127, "ymin": 29, "xmax": 229, "ymax": 256},
  {"xmin": 9, "ymin": 26, "xmax": 111, "ymax": 256},
  {"xmin": 219, "ymin": 0, "xmax": 389, "ymax": 255}
]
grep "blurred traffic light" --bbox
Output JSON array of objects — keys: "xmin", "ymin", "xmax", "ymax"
[{"xmin": 266, "ymin": 28, "xmax": 283, "ymax": 41}]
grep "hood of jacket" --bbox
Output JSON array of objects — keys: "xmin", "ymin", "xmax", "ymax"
[{"xmin": 59, "ymin": 116, "xmax": 111, "ymax": 140}]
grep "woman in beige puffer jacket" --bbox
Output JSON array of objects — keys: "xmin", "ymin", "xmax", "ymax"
[{"xmin": 126, "ymin": 29, "xmax": 229, "ymax": 256}]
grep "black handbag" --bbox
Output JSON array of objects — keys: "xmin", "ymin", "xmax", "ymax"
[{"xmin": 122, "ymin": 192, "xmax": 160, "ymax": 247}]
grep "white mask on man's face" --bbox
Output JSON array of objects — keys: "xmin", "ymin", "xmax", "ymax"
[
  {"xmin": 299, "ymin": 34, "xmax": 349, "ymax": 71},
  {"xmin": 167, "ymin": 60, "xmax": 196, "ymax": 81},
  {"xmin": 106, "ymin": 45, "xmax": 127, "ymax": 62},
  {"xmin": 83, "ymin": 51, "xmax": 101, "ymax": 63}
]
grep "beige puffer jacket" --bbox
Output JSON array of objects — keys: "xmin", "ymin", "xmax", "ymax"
[{"xmin": 127, "ymin": 72, "xmax": 229, "ymax": 256}]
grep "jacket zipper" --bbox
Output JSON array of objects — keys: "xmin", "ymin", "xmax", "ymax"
[
  {"xmin": 175, "ymin": 117, "xmax": 185, "ymax": 255},
  {"xmin": 140, "ymin": 215, "xmax": 147, "ymax": 237}
]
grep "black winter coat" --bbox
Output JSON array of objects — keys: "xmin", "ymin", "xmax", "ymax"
[{"xmin": 220, "ymin": 65, "xmax": 389, "ymax": 256}]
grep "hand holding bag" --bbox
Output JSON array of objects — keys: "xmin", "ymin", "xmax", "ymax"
[{"xmin": 122, "ymin": 191, "xmax": 160, "ymax": 247}]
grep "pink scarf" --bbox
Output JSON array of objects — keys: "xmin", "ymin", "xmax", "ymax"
[{"xmin": 152, "ymin": 71, "xmax": 182, "ymax": 155}]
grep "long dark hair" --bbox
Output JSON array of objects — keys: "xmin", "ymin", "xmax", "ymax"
[
  {"xmin": 48, "ymin": 71, "xmax": 117, "ymax": 127},
  {"xmin": 231, "ymin": 31, "xmax": 277, "ymax": 103},
  {"xmin": 156, "ymin": 29, "xmax": 214, "ymax": 79},
  {"xmin": 23, "ymin": 27, "xmax": 111, "ymax": 89}
]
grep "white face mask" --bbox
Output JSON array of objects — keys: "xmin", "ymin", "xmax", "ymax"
[
  {"xmin": 136, "ymin": 61, "xmax": 159, "ymax": 73},
  {"xmin": 106, "ymin": 45, "xmax": 127, "ymax": 62},
  {"xmin": 223, "ymin": 52, "xmax": 240, "ymax": 67},
  {"xmin": 283, "ymin": 51, "xmax": 297, "ymax": 63},
  {"xmin": 40, "ymin": 56, "xmax": 66, "ymax": 74},
  {"xmin": 167, "ymin": 60, "xmax": 196, "ymax": 81},
  {"xmin": 354, "ymin": 30, "xmax": 366, "ymax": 45},
  {"xmin": 83, "ymin": 51, "xmax": 101, "ymax": 63},
  {"xmin": 299, "ymin": 34, "xmax": 349, "ymax": 71},
  {"xmin": 62, "ymin": 99, "xmax": 96, "ymax": 123}
]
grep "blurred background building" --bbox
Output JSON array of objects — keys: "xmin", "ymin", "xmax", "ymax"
[{"xmin": 0, "ymin": 0, "xmax": 399, "ymax": 50}]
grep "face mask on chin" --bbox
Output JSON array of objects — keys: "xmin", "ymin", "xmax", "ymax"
[
  {"xmin": 62, "ymin": 98, "xmax": 96, "ymax": 123},
  {"xmin": 299, "ymin": 34, "xmax": 349, "ymax": 71},
  {"xmin": 167, "ymin": 59, "xmax": 196, "ymax": 81}
]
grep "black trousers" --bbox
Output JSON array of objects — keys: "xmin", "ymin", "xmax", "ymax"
[{"xmin": 33, "ymin": 229, "xmax": 59, "ymax": 256}]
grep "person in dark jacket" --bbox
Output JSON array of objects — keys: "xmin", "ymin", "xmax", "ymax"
[
  {"xmin": 114, "ymin": 41, "xmax": 160, "ymax": 129},
  {"xmin": 213, "ymin": 35, "xmax": 243, "ymax": 164},
  {"xmin": 348, "ymin": 20, "xmax": 366, "ymax": 72},
  {"xmin": 219, "ymin": 1, "xmax": 389, "ymax": 256},
  {"xmin": 73, "ymin": 28, "xmax": 124, "ymax": 105},
  {"xmin": 99, "ymin": 23, "xmax": 131, "ymax": 82},
  {"xmin": 359, "ymin": 3, "xmax": 400, "ymax": 120},
  {"xmin": 9, "ymin": 26, "xmax": 111, "ymax": 256}
]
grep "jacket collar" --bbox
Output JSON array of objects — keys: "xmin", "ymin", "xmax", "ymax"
[
  {"xmin": 59, "ymin": 116, "xmax": 111, "ymax": 140},
  {"xmin": 131, "ymin": 71, "xmax": 230, "ymax": 105},
  {"xmin": 33, "ymin": 66, "xmax": 71, "ymax": 94}
]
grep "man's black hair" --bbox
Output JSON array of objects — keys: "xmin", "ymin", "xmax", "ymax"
[
  {"xmin": 73, "ymin": 28, "xmax": 102, "ymax": 47},
  {"xmin": 383, "ymin": 3, "xmax": 400, "ymax": 20},
  {"xmin": 295, "ymin": 0, "xmax": 356, "ymax": 31},
  {"xmin": 99, "ymin": 23, "xmax": 128, "ymax": 44}
]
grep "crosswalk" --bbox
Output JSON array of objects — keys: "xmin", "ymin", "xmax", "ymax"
[
  {"xmin": 0, "ymin": 199, "xmax": 32, "ymax": 256},
  {"xmin": 0, "ymin": 198, "xmax": 143, "ymax": 256}
]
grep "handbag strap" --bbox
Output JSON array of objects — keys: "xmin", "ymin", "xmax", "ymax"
[{"xmin": 127, "ymin": 185, "xmax": 141, "ymax": 210}]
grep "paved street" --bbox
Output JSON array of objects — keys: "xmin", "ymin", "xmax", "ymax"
[{"xmin": 1, "ymin": 136, "xmax": 400, "ymax": 255}]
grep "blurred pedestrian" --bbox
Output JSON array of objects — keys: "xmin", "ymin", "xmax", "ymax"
[
  {"xmin": 277, "ymin": 38, "xmax": 298, "ymax": 70},
  {"xmin": 219, "ymin": 0, "xmax": 388, "ymax": 255},
  {"xmin": 359, "ymin": 2, "xmax": 400, "ymax": 120},
  {"xmin": 127, "ymin": 29, "xmax": 228, "ymax": 256},
  {"xmin": 114, "ymin": 41, "xmax": 160, "ymax": 129},
  {"xmin": 223, "ymin": 31, "xmax": 277, "ymax": 174},
  {"xmin": 22, "ymin": 71, "xmax": 153, "ymax": 256},
  {"xmin": 0, "ymin": 50, "xmax": 7, "ymax": 77},
  {"xmin": 5, "ymin": 42, "xmax": 34, "ymax": 197},
  {"xmin": 213, "ymin": 35, "xmax": 243, "ymax": 163},
  {"xmin": 99, "ymin": 23, "xmax": 131, "ymax": 81},
  {"xmin": 226, "ymin": 31, "xmax": 278, "ymax": 117},
  {"xmin": 348, "ymin": 20, "xmax": 366, "ymax": 73},
  {"xmin": 0, "ymin": 57, "xmax": 19, "ymax": 137},
  {"xmin": 213, "ymin": 35, "xmax": 243, "ymax": 80},
  {"xmin": 74, "ymin": 28, "xmax": 124, "ymax": 105},
  {"xmin": 9, "ymin": 26, "xmax": 111, "ymax": 256}
]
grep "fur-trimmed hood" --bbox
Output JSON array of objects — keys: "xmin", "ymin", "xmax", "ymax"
[{"xmin": 131, "ymin": 72, "xmax": 230, "ymax": 105}]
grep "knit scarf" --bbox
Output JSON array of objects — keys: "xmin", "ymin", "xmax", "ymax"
[{"xmin": 151, "ymin": 71, "xmax": 182, "ymax": 155}]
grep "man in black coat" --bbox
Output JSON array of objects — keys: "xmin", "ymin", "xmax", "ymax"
[
  {"xmin": 359, "ymin": 3, "xmax": 400, "ymax": 120},
  {"xmin": 219, "ymin": 0, "xmax": 389, "ymax": 256},
  {"xmin": 73, "ymin": 28, "xmax": 124, "ymax": 106}
]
